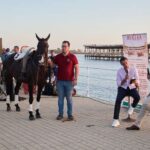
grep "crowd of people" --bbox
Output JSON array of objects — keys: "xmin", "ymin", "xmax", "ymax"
[{"xmin": 0, "ymin": 41, "xmax": 150, "ymax": 129}]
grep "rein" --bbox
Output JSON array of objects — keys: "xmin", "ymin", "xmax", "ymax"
[{"xmin": 35, "ymin": 51, "xmax": 48, "ymax": 85}]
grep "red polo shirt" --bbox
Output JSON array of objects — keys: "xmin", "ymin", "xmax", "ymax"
[{"xmin": 54, "ymin": 52, "xmax": 78, "ymax": 81}]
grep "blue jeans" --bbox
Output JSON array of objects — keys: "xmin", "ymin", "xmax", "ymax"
[{"xmin": 56, "ymin": 80, "xmax": 73, "ymax": 116}]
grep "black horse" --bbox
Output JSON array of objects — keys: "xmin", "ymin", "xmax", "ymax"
[{"xmin": 3, "ymin": 34, "xmax": 50, "ymax": 120}]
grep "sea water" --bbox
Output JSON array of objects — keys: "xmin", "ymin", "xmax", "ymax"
[{"xmin": 76, "ymin": 54, "xmax": 121, "ymax": 102}]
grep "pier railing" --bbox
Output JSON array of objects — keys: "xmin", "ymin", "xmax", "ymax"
[{"xmin": 76, "ymin": 66, "xmax": 117, "ymax": 103}]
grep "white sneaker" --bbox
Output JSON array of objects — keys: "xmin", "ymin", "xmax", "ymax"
[
  {"xmin": 128, "ymin": 106, "xmax": 134, "ymax": 115},
  {"xmin": 112, "ymin": 119, "xmax": 120, "ymax": 127}
]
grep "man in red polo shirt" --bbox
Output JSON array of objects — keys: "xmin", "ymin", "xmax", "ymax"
[{"xmin": 49, "ymin": 41, "xmax": 79, "ymax": 121}]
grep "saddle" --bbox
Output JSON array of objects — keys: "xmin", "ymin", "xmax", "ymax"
[{"xmin": 14, "ymin": 46, "xmax": 35, "ymax": 61}]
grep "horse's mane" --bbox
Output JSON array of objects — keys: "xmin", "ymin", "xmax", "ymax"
[{"xmin": 28, "ymin": 50, "xmax": 41, "ymax": 66}]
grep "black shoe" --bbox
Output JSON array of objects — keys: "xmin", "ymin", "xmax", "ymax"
[
  {"xmin": 126, "ymin": 125, "xmax": 140, "ymax": 130},
  {"xmin": 68, "ymin": 115, "xmax": 74, "ymax": 121},
  {"xmin": 56, "ymin": 115, "xmax": 63, "ymax": 120}
]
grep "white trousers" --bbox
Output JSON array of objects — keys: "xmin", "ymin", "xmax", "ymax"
[{"xmin": 135, "ymin": 95, "xmax": 150, "ymax": 127}]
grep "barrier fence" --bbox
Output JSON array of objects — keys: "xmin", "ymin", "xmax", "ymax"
[{"xmin": 76, "ymin": 66, "xmax": 117, "ymax": 103}]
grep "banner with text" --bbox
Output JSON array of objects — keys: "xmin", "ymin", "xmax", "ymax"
[{"xmin": 122, "ymin": 33, "xmax": 149, "ymax": 103}]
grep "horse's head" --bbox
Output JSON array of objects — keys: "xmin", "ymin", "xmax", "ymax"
[
  {"xmin": 36, "ymin": 34, "xmax": 50, "ymax": 55},
  {"xmin": 35, "ymin": 34, "xmax": 50, "ymax": 68}
]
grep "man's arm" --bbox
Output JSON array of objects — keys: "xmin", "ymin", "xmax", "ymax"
[
  {"xmin": 73, "ymin": 64, "xmax": 79, "ymax": 86},
  {"xmin": 117, "ymin": 70, "xmax": 128, "ymax": 87},
  {"xmin": 74, "ymin": 64, "xmax": 79, "ymax": 80}
]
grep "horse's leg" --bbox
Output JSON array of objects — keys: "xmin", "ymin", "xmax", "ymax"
[
  {"xmin": 35, "ymin": 84, "xmax": 44, "ymax": 119},
  {"xmin": 5, "ymin": 77, "xmax": 13, "ymax": 111},
  {"xmin": 14, "ymin": 81, "xmax": 22, "ymax": 112},
  {"xmin": 28, "ymin": 82, "xmax": 35, "ymax": 120}
]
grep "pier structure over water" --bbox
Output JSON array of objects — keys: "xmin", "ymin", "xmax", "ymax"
[{"xmin": 84, "ymin": 44, "xmax": 150, "ymax": 61}]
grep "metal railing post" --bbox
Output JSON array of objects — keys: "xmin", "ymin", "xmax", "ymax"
[{"xmin": 87, "ymin": 67, "xmax": 90, "ymax": 97}]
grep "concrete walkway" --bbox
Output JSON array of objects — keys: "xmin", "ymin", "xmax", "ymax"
[{"xmin": 0, "ymin": 96, "xmax": 150, "ymax": 150}]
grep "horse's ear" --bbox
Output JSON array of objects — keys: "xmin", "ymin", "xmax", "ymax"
[
  {"xmin": 45, "ymin": 34, "xmax": 50, "ymax": 41},
  {"xmin": 35, "ymin": 34, "xmax": 41, "ymax": 41}
]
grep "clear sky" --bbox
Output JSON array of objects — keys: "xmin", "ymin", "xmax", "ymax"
[{"xmin": 0, "ymin": 0, "xmax": 150, "ymax": 50}]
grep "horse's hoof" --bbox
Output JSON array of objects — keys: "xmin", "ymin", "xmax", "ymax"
[
  {"xmin": 15, "ymin": 104, "xmax": 21, "ymax": 112},
  {"xmin": 6, "ymin": 104, "xmax": 11, "ymax": 112},
  {"xmin": 29, "ymin": 115, "xmax": 35, "ymax": 120},
  {"xmin": 36, "ymin": 109, "xmax": 42, "ymax": 119},
  {"xmin": 29, "ymin": 111, "xmax": 35, "ymax": 121},
  {"xmin": 36, "ymin": 114, "xmax": 42, "ymax": 119}
]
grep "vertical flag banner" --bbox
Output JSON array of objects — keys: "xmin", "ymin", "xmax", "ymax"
[{"xmin": 122, "ymin": 33, "xmax": 149, "ymax": 104}]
